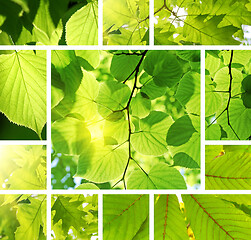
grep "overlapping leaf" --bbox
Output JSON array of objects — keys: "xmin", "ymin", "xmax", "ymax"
[
  {"xmin": 154, "ymin": 0, "xmax": 251, "ymax": 45},
  {"xmin": 0, "ymin": 145, "xmax": 46, "ymax": 190},
  {"xmin": 103, "ymin": 0, "xmax": 149, "ymax": 45},
  {"xmin": 51, "ymin": 50, "xmax": 201, "ymax": 190},
  {"xmin": 51, "ymin": 194, "xmax": 98, "ymax": 240}
]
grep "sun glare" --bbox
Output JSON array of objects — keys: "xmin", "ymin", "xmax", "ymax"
[{"xmin": 87, "ymin": 120, "xmax": 104, "ymax": 140}]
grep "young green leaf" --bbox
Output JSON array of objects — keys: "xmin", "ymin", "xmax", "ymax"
[{"xmin": 0, "ymin": 50, "xmax": 46, "ymax": 137}]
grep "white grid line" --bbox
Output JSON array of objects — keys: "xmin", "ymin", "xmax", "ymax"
[{"xmin": 0, "ymin": 2, "xmax": 250, "ymax": 239}]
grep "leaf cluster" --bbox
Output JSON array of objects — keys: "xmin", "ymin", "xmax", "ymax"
[
  {"xmin": 155, "ymin": 194, "xmax": 251, "ymax": 240},
  {"xmin": 205, "ymin": 50, "xmax": 251, "ymax": 140},
  {"xmin": 0, "ymin": 145, "xmax": 47, "ymax": 190},
  {"xmin": 0, "ymin": 194, "xmax": 46, "ymax": 240},
  {"xmin": 0, "ymin": 0, "xmax": 98, "ymax": 45},
  {"xmin": 51, "ymin": 194, "xmax": 98, "ymax": 240},
  {"xmin": 51, "ymin": 49, "xmax": 201, "ymax": 190},
  {"xmin": 154, "ymin": 0, "xmax": 251, "ymax": 45}
]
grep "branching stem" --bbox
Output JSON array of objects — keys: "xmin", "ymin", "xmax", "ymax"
[
  {"xmin": 206, "ymin": 50, "xmax": 241, "ymax": 139},
  {"xmin": 112, "ymin": 50, "xmax": 148, "ymax": 189}
]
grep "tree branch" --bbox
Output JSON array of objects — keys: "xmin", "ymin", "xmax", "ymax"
[{"xmin": 112, "ymin": 50, "xmax": 148, "ymax": 189}]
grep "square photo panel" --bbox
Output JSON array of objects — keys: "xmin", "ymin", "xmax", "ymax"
[{"xmin": 51, "ymin": 50, "xmax": 200, "ymax": 190}]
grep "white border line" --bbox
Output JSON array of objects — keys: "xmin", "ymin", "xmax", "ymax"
[
  {"xmin": 1, "ymin": 2, "xmax": 251, "ymax": 239},
  {"xmin": 149, "ymin": 0, "xmax": 154, "ymax": 46},
  {"xmin": 149, "ymin": 193, "xmax": 154, "ymax": 240},
  {"xmin": 98, "ymin": 193, "xmax": 103, "ymax": 240},
  {"xmin": 201, "ymin": 50, "xmax": 205, "ymax": 190},
  {"xmin": 98, "ymin": 0, "xmax": 103, "ymax": 47}
]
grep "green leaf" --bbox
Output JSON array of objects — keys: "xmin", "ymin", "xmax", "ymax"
[
  {"xmin": 66, "ymin": 1, "xmax": 98, "ymax": 45},
  {"xmin": 11, "ymin": 0, "xmax": 29, "ymax": 12},
  {"xmin": 214, "ymin": 67, "xmax": 242, "ymax": 96},
  {"xmin": 8, "ymin": 169, "xmax": 45, "ymax": 190},
  {"xmin": 52, "ymin": 196, "xmax": 86, "ymax": 235},
  {"xmin": 175, "ymin": 71, "xmax": 200, "ymax": 115},
  {"xmin": 15, "ymin": 196, "xmax": 46, "ymax": 240},
  {"xmin": 217, "ymin": 99, "xmax": 251, "ymax": 140},
  {"xmin": 169, "ymin": 115, "xmax": 200, "ymax": 167},
  {"xmin": 205, "ymin": 76, "xmax": 222, "ymax": 117},
  {"xmin": 103, "ymin": 0, "xmax": 149, "ymax": 45},
  {"xmin": 144, "ymin": 51, "xmax": 182, "ymax": 87},
  {"xmin": 131, "ymin": 111, "xmax": 173, "ymax": 156},
  {"xmin": 75, "ymin": 140, "xmax": 128, "ymax": 183},
  {"xmin": 130, "ymin": 93, "xmax": 151, "ymax": 118},
  {"xmin": 0, "ymin": 50, "xmax": 46, "ymax": 137},
  {"xmin": 173, "ymin": 152, "xmax": 199, "ymax": 168},
  {"xmin": 0, "ymin": 145, "xmax": 46, "ymax": 190},
  {"xmin": 176, "ymin": 50, "xmax": 200, "ymax": 62},
  {"xmin": 127, "ymin": 163, "xmax": 187, "ymax": 189},
  {"xmin": 51, "ymin": 50, "xmax": 83, "ymax": 98},
  {"xmin": 52, "ymin": 116, "xmax": 91, "ymax": 155},
  {"xmin": 103, "ymin": 194, "xmax": 149, "ymax": 240},
  {"xmin": 155, "ymin": 195, "xmax": 189, "ymax": 240},
  {"xmin": 205, "ymin": 124, "xmax": 221, "ymax": 140},
  {"xmin": 221, "ymin": 50, "xmax": 251, "ymax": 66},
  {"xmin": 52, "ymin": 69, "xmax": 99, "ymax": 121},
  {"xmin": 205, "ymin": 145, "xmax": 251, "ymax": 190},
  {"xmin": 103, "ymin": 119, "xmax": 129, "ymax": 145},
  {"xmin": 75, "ymin": 50, "xmax": 101, "ymax": 69},
  {"xmin": 140, "ymin": 73, "xmax": 166, "ymax": 100},
  {"xmin": 183, "ymin": 15, "xmax": 239, "ymax": 45},
  {"xmin": 110, "ymin": 53, "xmax": 141, "ymax": 82},
  {"xmin": 205, "ymin": 52, "xmax": 221, "ymax": 76},
  {"xmin": 75, "ymin": 183, "xmax": 99, "ymax": 189},
  {"xmin": 182, "ymin": 194, "xmax": 251, "ymax": 240},
  {"xmin": 166, "ymin": 115, "xmax": 197, "ymax": 146},
  {"xmin": 96, "ymin": 80, "xmax": 131, "ymax": 119}
]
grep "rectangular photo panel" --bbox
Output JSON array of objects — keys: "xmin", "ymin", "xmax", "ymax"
[
  {"xmin": 154, "ymin": 194, "xmax": 251, "ymax": 239},
  {"xmin": 205, "ymin": 50, "xmax": 251, "ymax": 140},
  {"xmin": 0, "ymin": 50, "xmax": 47, "ymax": 140},
  {"xmin": 0, "ymin": 194, "xmax": 47, "ymax": 239},
  {"xmin": 103, "ymin": 194, "xmax": 149, "ymax": 240},
  {"xmin": 154, "ymin": 0, "xmax": 251, "ymax": 45},
  {"xmin": 0, "ymin": 145, "xmax": 46, "ymax": 190},
  {"xmin": 51, "ymin": 50, "xmax": 200, "ymax": 190},
  {"xmin": 51, "ymin": 194, "xmax": 98, "ymax": 239},
  {"xmin": 205, "ymin": 145, "xmax": 251, "ymax": 190},
  {"xmin": 103, "ymin": 0, "xmax": 149, "ymax": 45},
  {"xmin": 0, "ymin": 0, "xmax": 98, "ymax": 45}
]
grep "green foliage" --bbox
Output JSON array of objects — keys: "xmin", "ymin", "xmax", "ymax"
[
  {"xmin": 0, "ymin": 0, "xmax": 98, "ymax": 45},
  {"xmin": 154, "ymin": 0, "xmax": 251, "ymax": 45},
  {"xmin": 0, "ymin": 50, "xmax": 47, "ymax": 139},
  {"xmin": 0, "ymin": 145, "xmax": 46, "ymax": 190},
  {"xmin": 51, "ymin": 50, "xmax": 201, "ymax": 190},
  {"xmin": 0, "ymin": 194, "xmax": 46, "ymax": 240},
  {"xmin": 205, "ymin": 50, "xmax": 251, "ymax": 140},
  {"xmin": 103, "ymin": 194, "xmax": 149, "ymax": 240},
  {"xmin": 205, "ymin": 145, "xmax": 251, "ymax": 190},
  {"xmin": 155, "ymin": 194, "xmax": 251, "ymax": 240},
  {"xmin": 51, "ymin": 194, "xmax": 98, "ymax": 240},
  {"xmin": 103, "ymin": 0, "xmax": 149, "ymax": 45}
]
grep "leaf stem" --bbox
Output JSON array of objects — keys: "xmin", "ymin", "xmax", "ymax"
[{"xmin": 113, "ymin": 50, "xmax": 148, "ymax": 189}]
